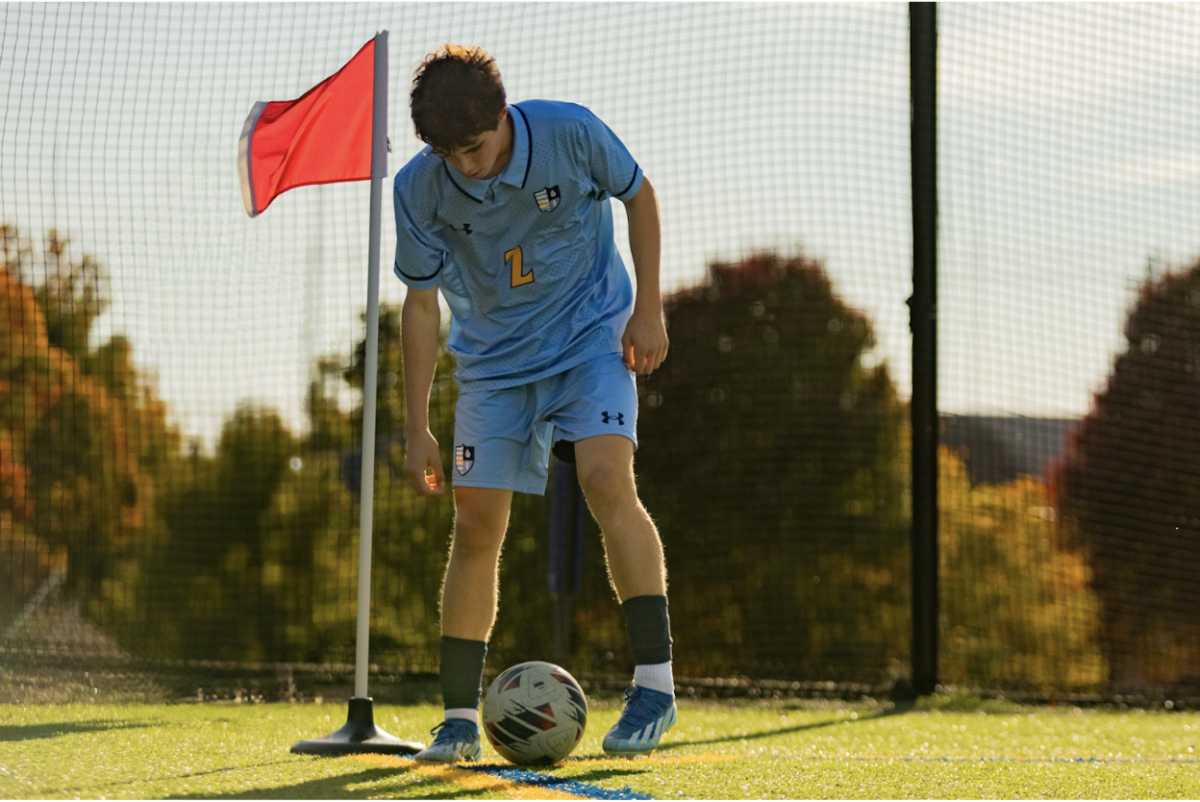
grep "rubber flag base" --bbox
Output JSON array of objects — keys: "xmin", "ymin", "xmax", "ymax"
[{"xmin": 291, "ymin": 696, "xmax": 425, "ymax": 756}]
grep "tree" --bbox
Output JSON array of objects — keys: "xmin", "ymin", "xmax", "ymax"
[
  {"xmin": 129, "ymin": 300, "xmax": 466, "ymax": 665},
  {"xmin": 939, "ymin": 447, "xmax": 1101, "ymax": 691},
  {"xmin": 305, "ymin": 355, "xmax": 355, "ymax": 453},
  {"xmin": 632, "ymin": 253, "xmax": 909, "ymax": 680},
  {"xmin": 343, "ymin": 303, "xmax": 405, "ymax": 439},
  {"xmin": 142, "ymin": 405, "xmax": 298, "ymax": 660},
  {"xmin": 33, "ymin": 229, "xmax": 108, "ymax": 362},
  {"xmin": 0, "ymin": 225, "xmax": 177, "ymax": 635},
  {"xmin": 1056, "ymin": 259, "xmax": 1200, "ymax": 691}
]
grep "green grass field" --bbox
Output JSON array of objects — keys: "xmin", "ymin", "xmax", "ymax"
[{"xmin": 2, "ymin": 695, "xmax": 1197, "ymax": 799}]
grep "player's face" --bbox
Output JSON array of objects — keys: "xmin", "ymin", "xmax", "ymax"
[{"xmin": 438, "ymin": 109, "xmax": 513, "ymax": 181}]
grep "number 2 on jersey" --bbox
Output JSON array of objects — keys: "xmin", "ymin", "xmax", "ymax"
[{"xmin": 506, "ymin": 246, "xmax": 533, "ymax": 288}]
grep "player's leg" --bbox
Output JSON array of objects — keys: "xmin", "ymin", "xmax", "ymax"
[
  {"xmin": 417, "ymin": 384, "xmax": 541, "ymax": 764},
  {"xmin": 574, "ymin": 434, "xmax": 666, "ymax": 600},
  {"xmin": 417, "ymin": 485, "xmax": 511, "ymax": 763},
  {"xmin": 574, "ymin": 434, "xmax": 678, "ymax": 756},
  {"xmin": 546, "ymin": 355, "xmax": 676, "ymax": 756},
  {"xmin": 439, "ymin": 484, "xmax": 513, "ymax": 700},
  {"xmin": 440, "ymin": 486, "xmax": 513, "ymax": 643}
]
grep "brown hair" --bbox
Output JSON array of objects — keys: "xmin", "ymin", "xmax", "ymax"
[{"xmin": 410, "ymin": 44, "xmax": 506, "ymax": 153}]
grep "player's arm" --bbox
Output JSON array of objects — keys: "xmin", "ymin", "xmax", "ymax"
[
  {"xmin": 401, "ymin": 286, "xmax": 446, "ymax": 496},
  {"xmin": 621, "ymin": 176, "xmax": 668, "ymax": 375}
]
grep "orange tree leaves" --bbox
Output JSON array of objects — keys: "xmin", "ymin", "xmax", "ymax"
[{"xmin": 0, "ymin": 225, "xmax": 178, "ymax": 627}]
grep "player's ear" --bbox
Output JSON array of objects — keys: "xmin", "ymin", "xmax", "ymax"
[{"xmin": 496, "ymin": 106, "xmax": 508, "ymax": 129}]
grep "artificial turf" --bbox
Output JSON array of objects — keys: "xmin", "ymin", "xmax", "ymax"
[{"xmin": 2, "ymin": 696, "xmax": 1197, "ymax": 799}]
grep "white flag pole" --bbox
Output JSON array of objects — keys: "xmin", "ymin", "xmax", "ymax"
[
  {"xmin": 292, "ymin": 30, "xmax": 423, "ymax": 756},
  {"xmin": 354, "ymin": 25, "xmax": 390, "ymax": 704}
]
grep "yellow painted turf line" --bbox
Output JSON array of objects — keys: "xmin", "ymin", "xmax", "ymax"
[
  {"xmin": 345, "ymin": 751, "xmax": 741, "ymax": 799},
  {"xmin": 346, "ymin": 753, "xmax": 585, "ymax": 799}
]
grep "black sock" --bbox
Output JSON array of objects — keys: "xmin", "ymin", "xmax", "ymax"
[
  {"xmin": 623, "ymin": 595, "xmax": 673, "ymax": 665},
  {"xmin": 440, "ymin": 636, "xmax": 488, "ymax": 710}
]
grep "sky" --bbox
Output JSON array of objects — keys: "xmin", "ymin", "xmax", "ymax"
[{"xmin": 2, "ymin": 2, "xmax": 1199, "ymax": 447}]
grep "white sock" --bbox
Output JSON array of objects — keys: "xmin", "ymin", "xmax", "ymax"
[
  {"xmin": 444, "ymin": 707, "xmax": 479, "ymax": 725},
  {"xmin": 633, "ymin": 662, "xmax": 675, "ymax": 696}
]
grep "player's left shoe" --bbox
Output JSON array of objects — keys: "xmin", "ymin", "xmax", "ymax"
[
  {"xmin": 414, "ymin": 718, "xmax": 483, "ymax": 763},
  {"xmin": 602, "ymin": 686, "xmax": 677, "ymax": 757}
]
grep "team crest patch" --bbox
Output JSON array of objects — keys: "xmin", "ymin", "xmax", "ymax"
[
  {"xmin": 533, "ymin": 185, "xmax": 561, "ymax": 212},
  {"xmin": 455, "ymin": 444, "xmax": 475, "ymax": 476}
]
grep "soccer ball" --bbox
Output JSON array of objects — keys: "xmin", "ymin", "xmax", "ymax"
[{"xmin": 482, "ymin": 661, "xmax": 588, "ymax": 765}]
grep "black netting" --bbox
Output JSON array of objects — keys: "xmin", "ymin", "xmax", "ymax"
[{"xmin": 3, "ymin": 3, "xmax": 1198, "ymax": 701}]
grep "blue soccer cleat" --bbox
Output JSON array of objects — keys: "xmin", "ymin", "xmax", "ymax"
[
  {"xmin": 602, "ymin": 686, "xmax": 678, "ymax": 757},
  {"xmin": 414, "ymin": 718, "xmax": 483, "ymax": 763}
]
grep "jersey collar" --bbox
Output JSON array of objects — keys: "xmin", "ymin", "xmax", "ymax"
[{"xmin": 497, "ymin": 104, "xmax": 532, "ymax": 190}]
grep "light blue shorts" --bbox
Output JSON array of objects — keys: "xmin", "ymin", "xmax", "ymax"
[{"xmin": 452, "ymin": 353, "xmax": 638, "ymax": 495}]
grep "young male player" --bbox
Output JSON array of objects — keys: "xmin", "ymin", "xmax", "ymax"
[{"xmin": 393, "ymin": 44, "xmax": 676, "ymax": 762}]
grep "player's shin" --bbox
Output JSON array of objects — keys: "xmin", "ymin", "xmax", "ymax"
[
  {"xmin": 440, "ymin": 635, "xmax": 487, "ymax": 722},
  {"xmin": 623, "ymin": 594, "xmax": 674, "ymax": 695}
]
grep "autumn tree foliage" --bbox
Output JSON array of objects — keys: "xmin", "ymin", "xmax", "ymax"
[
  {"xmin": 938, "ymin": 448, "xmax": 1102, "ymax": 691},
  {"xmin": 1056, "ymin": 260, "xmax": 1200, "ymax": 691},
  {"xmin": 631, "ymin": 253, "xmax": 910, "ymax": 680},
  {"xmin": 131, "ymin": 302, "xmax": 461, "ymax": 664},
  {"xmin": 0, "ymin": 225, "xmax": 179, "ymax": 631}
]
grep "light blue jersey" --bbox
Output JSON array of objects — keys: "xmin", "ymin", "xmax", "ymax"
[{"xmin": 393, "ymin": 100, "xmax": 644, "ymax": 389}]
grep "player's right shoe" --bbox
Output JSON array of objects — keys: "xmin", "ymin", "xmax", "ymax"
[
  {"xmin": 602, "ymin": 686, "xmax": 678, "ymax": 757},
  {"xmin": 413, "ymin": 718, "xmax": 483, "ymax": 763}
]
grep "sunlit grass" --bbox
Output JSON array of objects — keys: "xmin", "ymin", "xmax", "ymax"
[{"xmin": 2, "ymin": 696, "xmax": 1198, "ymax": 799}]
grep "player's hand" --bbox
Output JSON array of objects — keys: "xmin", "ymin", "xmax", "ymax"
[
  {"xmin": 404, "ymin": 428, "xmax": 446, "ymax": 496},
  {"xmin": 622, "ymin": 302, "xmax": 669, "ymax": 375}
]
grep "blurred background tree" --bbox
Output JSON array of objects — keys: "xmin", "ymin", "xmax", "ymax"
[
  {"xmin": 139, "ymin": 406, "xmax": 297, "ymax": 660},
  {"xmin": 939, "ymin": 447, "xmax": 1102, "ymax": 691},
  {"xmin": 0, "ymin": 224, "xmax": 178, "ymax": 637},
  {"xmin": 632, "ymin": 253, "xmax": 910, "ymax": 680},
  {"xmin": 0, "ymin": 225, "xmax": 1117, "ymax": 690},
  {"xmin": 1056, "ymin": 258, "xmax": 1200, "ymax": 692}
]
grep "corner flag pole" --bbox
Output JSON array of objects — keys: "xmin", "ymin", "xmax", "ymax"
[
  {"xmin": 291, "ymin": 30, "xmax": 423, "ymax": 756},
  {"xmin": 355, "ymin": 25, "xmax": 389, "ymax": 705}
]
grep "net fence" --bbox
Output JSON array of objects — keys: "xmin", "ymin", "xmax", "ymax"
[
  {"xmin": 937, "ymin": 3, "xmax": 1200, "ymax": 701},
  {"xmin": 1, "ymin": 2, "xmax": 1197, "ymax": 703}
]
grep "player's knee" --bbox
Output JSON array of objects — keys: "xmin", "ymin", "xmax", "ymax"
[
  {"xmin": 578, "ymin": 460, "xmax": 636, "ymax": 512},
  {"xmin": 451, "ymin": 492, "xmax": 508, "ymax": 557},
  {"xmin": 451, "ymin": 515, "xmax": 505, "ymax": 559}
]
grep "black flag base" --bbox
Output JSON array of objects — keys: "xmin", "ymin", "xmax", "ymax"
[{"xmin": 291, "ymin": 697, "xmax": 425, "ymax": 756}]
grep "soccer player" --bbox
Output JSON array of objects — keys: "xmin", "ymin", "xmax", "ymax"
[{"xmin": 393, "ymin": 44, "xmax": 676, "ymax": 763}]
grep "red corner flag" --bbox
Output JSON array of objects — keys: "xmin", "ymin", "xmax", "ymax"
[{"xmin": 239, "ymin": 38, "xmax": 377, "ymax": 217}]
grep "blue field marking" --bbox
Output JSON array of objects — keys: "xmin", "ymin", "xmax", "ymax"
[{"xmin": 460, "ymin": 764, "xmax": 654, "ymax": 800}]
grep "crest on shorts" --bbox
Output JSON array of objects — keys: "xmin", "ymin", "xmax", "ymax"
[
  {"xmin": 533, "ymin": 185, "xmax": 561, "ymax": 213},
  {"xmin": 455, "ymin": 444, "xmax": 475, "ymax": 476}
]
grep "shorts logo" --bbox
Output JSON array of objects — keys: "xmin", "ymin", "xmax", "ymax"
[
  {"xmin": 533, "ymin": 185, "xmax": 561, "ymax": 213},
  {"xmin": 601, "ymin": 411, "xmax": 625, "ymax": 426},
  {"xmin": 455, "ymin": 444, "xmax": 475, "ymax": 476}
]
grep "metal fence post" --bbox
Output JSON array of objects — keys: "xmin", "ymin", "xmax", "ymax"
[{"xmin": 909, "ymin": 1, "xmax": 939, "ymax": 697}]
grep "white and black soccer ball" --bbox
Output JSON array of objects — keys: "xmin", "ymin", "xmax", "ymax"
[{"xmin": 482, "ymin": 660, "xmax": 588, "ymax": 765}]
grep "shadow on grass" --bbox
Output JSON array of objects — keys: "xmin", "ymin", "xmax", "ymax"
[
  {"xmin": 657, "ymin": 700, "xmax": 916, "ymax": 751},
  {"xmin": 563, "ymin": 765, "xmax": 651, "ymax": 783},
  {"xmin": 47, "ymin": 760, "xmax": 299, "ymax": 798},
  {"xmin": 0, "ymin": 720, "xmax": 158, "ymax": 742},
  {"xmin": 164, "ymin": 766, "xmax": 444, "ymax": 800}
]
